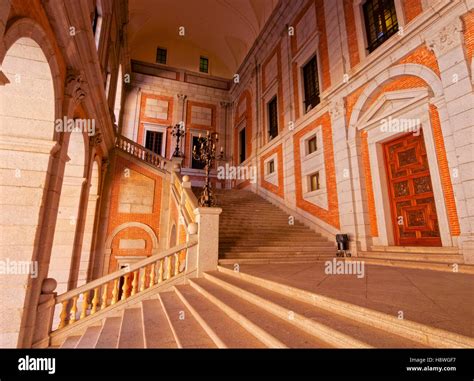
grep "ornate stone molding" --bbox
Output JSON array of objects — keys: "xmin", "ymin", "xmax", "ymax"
[
  {"xmin": 219, "ymin": 101, "xmax": 232, "ymax": 108},
  {"xmin": 89, "ymin": 132, "xmax": 103, "ymax": 147},
  {"xmin": 65, "ymin": 68, "xmax": 87, "ymax": 104},
  {"xmin": 329, "ymin": 98, "xmax": 345, "ymax": 120},
  {"xmin": 427, "ymin": 18, "xmax": 463, "ymax": 57},
  {"xmin": 177, "ymin": 94, "xmax": 187, "ymax": 102}
]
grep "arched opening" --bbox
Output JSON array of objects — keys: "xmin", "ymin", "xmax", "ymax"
[
  {"xmin": 77, "ymin": 159, "xmax": 100, "ymax": 287},
  {"xmin": 48, "ymin": 130, "xmax": 86, "ymax": 294},
  {"xmin": 0, "ymin": 37, "xmax": 55, "ymax": 347}
]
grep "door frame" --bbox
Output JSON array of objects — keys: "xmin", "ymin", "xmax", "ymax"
[
  {"xmin": 358, "ymin": 99, "xmax": 452, "ymax": 247},
  {"xmin": 382, "ymin": 131, "xmax": 442, "ymax": 246}
]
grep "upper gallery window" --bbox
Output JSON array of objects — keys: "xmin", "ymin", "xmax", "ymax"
[
  {"xmin": 302, "ymin": 56, "xmax": 320, "ymax": 113},
  {"xmin": 363, "ymin": 0, "xmax": 399, "ymax": 53},
  {"xmin": 199, "ymin": 56, "xmax": 209, "ymax": 73},
  {"xmin": 156, "ymin": 47, "xmax": 167, "ymax": 64},
  {"xmin": 268, "ymin": 96, "xmax": 278, "ymax": 140},
  {"xmin": 145, "ymin": 130, "xmax": 164, "ymax": 156},
  {"xmin": 267, "ymin": 159, "xmax": 275, "ymax": 175},
  {"xmin": 307, "ymin": 135, "xmax": 317, "ymax": 155}
]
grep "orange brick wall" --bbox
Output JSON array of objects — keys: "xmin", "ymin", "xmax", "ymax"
[
  {"xmin": 293, "ymin": 112, "xmax": 340, "ymax": 228},
  {"xmin": 403, "ymin": 0, "xmax": 423, "ymax": 24},
  {"xmin": 360, "ymin": 131, "xmax": 378, "ymax": 237},
  {"xmin": 398, "ymin": 46, "xmax": 441, "ymax": 77},
  {"xmin": 429, "ymin": 105, "xmax": 461, "ymax": 237},
  {"xmin": 106, "ymin": 156, "xmax": 163, "ymax": 273},
  {"xmin": 343, "ymin": 0, "xmax": 360, "ymax": 69},
  {"xmin": 260, "ymin": 144, "xmax": 284, "ymax": 199},
  {"xmin": 463, "ymin": 11, "xmax": 474, "ymax": 62}
]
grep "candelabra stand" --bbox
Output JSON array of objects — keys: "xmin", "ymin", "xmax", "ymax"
[
  {"xmin": 192, "ymin": 131, "xmax": 224, "ymax": 207},
  {"xmin": 168, "ymin": 123, "xmax": 185, "ymax": 157}
]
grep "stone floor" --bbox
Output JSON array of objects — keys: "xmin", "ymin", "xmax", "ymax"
[{"xmin": 223, "ymin": 262, "xmax": 474, "ymax": 338}]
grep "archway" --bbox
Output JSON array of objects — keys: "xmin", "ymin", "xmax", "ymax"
[{"xmin": 0, "ymin": 37, "xmax": 56, "ymax": 347}]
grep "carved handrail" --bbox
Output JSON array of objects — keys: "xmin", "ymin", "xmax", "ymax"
[
  {"xmin": 54, "ymin": 240, "xmax": 197, "ymax": 332},
  {"xmin": 115, "ymin": 134, "xmax": 169, "ymax": 171},
  {"xmin": 171, "ymin": 171, "xmax": 198, "ymax": 226}
]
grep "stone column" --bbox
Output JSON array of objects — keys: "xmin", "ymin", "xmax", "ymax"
[
  {"xmin": 193, "ymin": 207, "xmax": 222, "ymax": 277},
  {"xmin": 427, "ymin": 17, "xmax": 474, "ymax": 263}
]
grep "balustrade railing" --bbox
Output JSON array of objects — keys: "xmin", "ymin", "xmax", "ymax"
[
  {"xmin": 115, "ymin": 134, "xmax": 168, "ymax": 170},
  {"xmin": 53, "ymin": 240, "xmax": 196, "ymax": 332}
]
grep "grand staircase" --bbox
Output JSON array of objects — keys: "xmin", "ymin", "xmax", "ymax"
[
  {"xmin": 56, "ymin": 265, "xmax": 473, "ymax": 348},
  {"xmin": 217, "ymin": 189, "xmax": 336, "ymax": 264}
]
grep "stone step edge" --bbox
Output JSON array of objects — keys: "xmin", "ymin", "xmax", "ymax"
[
  {"xmin": 204, "ymin": 272, "xmax": 371, "ymax": 349},
  {"xmin": 188, "ymin": 279, "xmax": 285, "ymax": 348},
  {"xmin": 351, "ymin": 257, "xmax": 473, "ymax": 274},
  {"xmin": 216, "ymin": 266, "xmax": 474, "ymax": 348},
  {"xmin": 173, "ymin": 286, "xmax": 227, "ymax": 348},
  {"xmin": 157, "ymin": 293, "xmax": 185, "ymax": 349},
  {"xmin": 219, "ymin": 257, "xmax": 332, "ymax": 265}
]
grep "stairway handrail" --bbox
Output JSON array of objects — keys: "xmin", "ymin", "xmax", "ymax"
[
  {"xmin": 56, "ymin": 240, "xmax": 196, "ymax": 304},
  {"xmin": 171, "ymin": 171, "xmax": 199, "ymax": 226},
  {"xmin": 114, "ymin": 133, "xmax": 172, "ymax": 171}
]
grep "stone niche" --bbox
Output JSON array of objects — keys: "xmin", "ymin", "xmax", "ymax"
[{"xmin": 118, "ymin": 169, "xmax": 155, "ymax": 214}]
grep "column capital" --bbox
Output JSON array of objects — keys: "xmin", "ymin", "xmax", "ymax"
[{"xmin": 427, "ymin": 17, "xmax": 463, "ymax": 57}]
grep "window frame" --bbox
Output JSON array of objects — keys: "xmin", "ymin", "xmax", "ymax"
[
  {"xmin": 199, "ymin": 56, "xmax": 209, "ymax": 74},
  {"xmin": 267, "ymin": 159, "xmax": 275, "ymax": 175},
  {"xmin": 307, "ymin": 135, "xmax": 318, "ymax": 156},
  {"xmin": 361, "ymin": 0, "xmax": 399, "ymax": 53},
  {"xmin": 156, "ymin": 47, "xmax": 168, "ymax": 65},
  {"xmin": 267, "ymin": 96, "xmax": 278, "ymax": 141},
  {"xmin": 302, "ymin": 55, "xmax": 320, "ymax": 113},
  {"xmin": 309, "ymin": 171, "xmax": 321, "ymax": 192}
]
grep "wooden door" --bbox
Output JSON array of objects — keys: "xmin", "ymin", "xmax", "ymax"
[{"xmin": 383, "ymin": 131, "xmax": 441, "ymax": 246}]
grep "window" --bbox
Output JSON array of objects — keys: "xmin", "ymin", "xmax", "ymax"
[
  {"xmin": 268, "ymin": 96, "xmax": 278, "ymax": 140},
  {"xmin": 92, "ymin": 7, "xmax": 100, "ymax": 34},
  {"xmin": 267, "ymin": 160, "xmax": 275, "ymax": 174},
  {"xmin": 302, "ymin": 56, "xmax": 320, "ymax": 112},
  {"xmin": 239, "ymin": 128, "xmax": 246, "ymax": 164},
  {"xmin": 309, "ymin": 172, "xmax": 320, "ymax": 192},
  {"xmin": 307, "ymin": 135, "xmax": 317, "ymax": 155},
  {"xmin": 192, "ymin": 136, "xmax": 206, "ymax": 169},
  {"xmin": 363, "ymin": 0, "xmax": 399, "ymax": 53},
  {"xmin": 91, "ymin": 4, "xmax": 103, "ymax": 48},
  {"xmin": 145, "ymin": 130, "xmax": 164, "ymax": 156},
  {"xmin": 199, "ymin": 56, "xmax": 209, "ymax": 73},
  {"xmin": 156, "ymin": 47, "xmax": 167, "ymax": 64}
]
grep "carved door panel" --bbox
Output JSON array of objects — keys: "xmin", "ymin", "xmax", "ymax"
[{"xmin": 383, "ymin": 131, "xmax": 441, "ymax": 246}]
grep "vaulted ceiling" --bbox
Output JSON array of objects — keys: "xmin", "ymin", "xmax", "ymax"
[{"xmin": 128, "ymin": 0, "xmax": 279, "ymax": 78}]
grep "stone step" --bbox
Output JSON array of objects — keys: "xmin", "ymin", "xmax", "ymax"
[
  {"xmin": 60, "ymin": 335, "xmax": 81, "ymax": 348},
  {"xmin": 174, "ymin": 285, "xmax": 266, "ymax": 348},
  {"xmin": 118, "ymin": 308, "xmax": 144, "ymax": 348},
  {"xmin": 95, "ymin": 316, "xmax": 121, "ymax": 348},
  {"xmin": 354, "ymin": 257, "xmax": 474, "ymax": 274},
  {"xmin": 141, "ymin": 299, "xmax": 177, "ymax": 348},
  {"xmin": 223, "ymin": 245, "xmax": 336, "ymax": 252},
  {"xmin": 159, "ymin": 291, "xmax": 217, "ymax": 348},
  {"xmin": 369, "ymin": 245, "xmax": 459, "ymax": 254},
  {"xmin": 204, "ymin": 271, "xmax": 425, "ymax": 348},
  {"xmin": 189, "ymin": 278, "xmax": 331, "ymax": 348},
  {"xmin": 219, "ymin": 249, "xmax": 336, "ymax": 259},
  {"xmin": 359, "ymin": 251, "xmax": 463, "ymax": 263},
  {"xmin": 220, "ymin": 239, "xmax": 330, "ymax": 245},
  {"xmin": 75, "ymin": 325, "xmax": 101, "ymax": 348},
  {"xmin": 216, "ymin": 266, "xmax": 474, "ymax": 348},
  {"xmin": 218, "ymin": 258, "xmax": 327, "ymax": 265}
]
